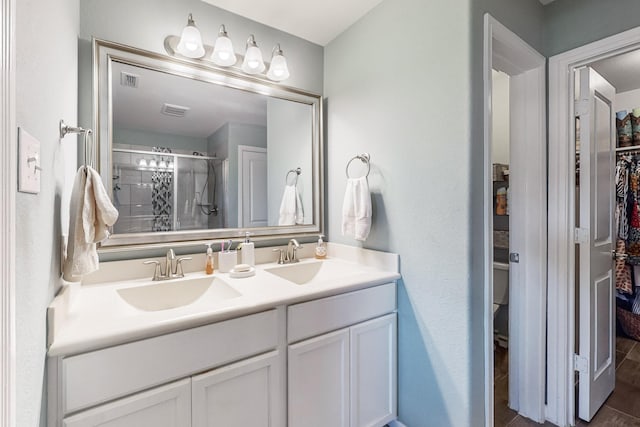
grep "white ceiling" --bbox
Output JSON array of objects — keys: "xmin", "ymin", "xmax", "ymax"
[
  {"xmin": 112, "ymin": 62, "xmax": 267, "ymax": 139},
  {"xmin": 201, "ymin": 0, "xmax": 384, "ymax": 46},
  {"xmin": 590, "ymin": 50, "xmax": 640, "ymax": 93}
]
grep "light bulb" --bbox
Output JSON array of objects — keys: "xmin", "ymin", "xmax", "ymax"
[
  {"xmin": 267, "ymin": 44, "xmax": 290, "ymax": 81},
  {"xmin": 241, "ymin": 35, "xmax": 265, "ymax": 74},
  {"xmin": 176, "ymin": 14, "xmax": 205, "ymax": 59},
  {"xmin": 211, "ymin": 25, "xmax": 237, "ymax": 67}
]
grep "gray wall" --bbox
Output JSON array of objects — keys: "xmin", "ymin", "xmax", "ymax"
[
  {"xmin": 267, "ymin": 98, "xmax": 313, "ymax": 226},
  {"xmin": 325, "ymin": 0, "xmax": 544, "ymax": 425},
  {"xmin": 15, "ymin": 0, "xmax": 79, "ymax": 425},
  {"xmin": 545, "ymin": 0, "xmax": 640, "ymax": 57}
]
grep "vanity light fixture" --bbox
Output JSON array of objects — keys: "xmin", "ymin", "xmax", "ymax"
[
  {"xmin": 241, "ymin": 35, "xmax": 265, "ymax": 74},
  {"xmin": 176, "ymin": 13, "xmax": 205, "ymax": 59},
  {"xmin": 166, "ymin": 18, "xmax": 292, "ymax": 81},
  {"xmin": 211, "ymin": 25, "xmax": 237, "ymax": 67},
  {"xmin": 266, "ymin": 44, "xmax": 290, "ymax": 82}
]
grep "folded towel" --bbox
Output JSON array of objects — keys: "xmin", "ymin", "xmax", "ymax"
[
  {"xmin": 63, "ymin": 166, "xmax": 119, "ymax": 280},
  {"xmin": 342, "ymin": 176, "xmax": 372, "ymax": 241},
  {"xmin": 278, "ymin": 184, "xmax": 304, "ymax": 225}
]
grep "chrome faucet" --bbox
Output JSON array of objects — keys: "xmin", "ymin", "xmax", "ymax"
[
  {"xmin": 286, "ymin": 239, "xmax": 302, "ymax": 263},
  {"xmin": 165, "ymin": 249, "xmax": 176, "ymax": 275},
  {"xmin": 143, "ymin": 249, "xmax": 192, "ymax": 281}
]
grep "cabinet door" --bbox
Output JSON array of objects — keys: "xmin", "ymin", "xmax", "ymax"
[
  {"xmin": 350, "ymin": 313, "xmax": 397, "ymax": 427},
  {"xmin": 192, "ymin": 351, "xmax": 283, "ymax": 427},
  {"xmin": 288, "ymin": 329, "xmax": 350, "ymax": 427},
  {"xmin": 63, "ymin": 379, "xmax": 191, "ymax": 427}
]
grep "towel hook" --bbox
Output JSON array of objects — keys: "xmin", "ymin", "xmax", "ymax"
[
  {"xmin": 285, "ymin": 167, "xmax": 302, "ymax": 185},
  {"xmin": 346, "ymin": 153, "xmax": 370, "ymax": 179}
]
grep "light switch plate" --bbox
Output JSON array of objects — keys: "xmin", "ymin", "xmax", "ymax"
[{"xmin": 18, "ymin": 127, "xmax": 41, "ymax": 194}]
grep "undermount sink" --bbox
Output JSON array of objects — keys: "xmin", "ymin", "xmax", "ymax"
[
  {"xmin": 117, "ymin": 276, "xmax": 241, "ymax": 311},
  {"xmin": 265, "ymin": 260, "xmax": 348, "ymax": 285}
]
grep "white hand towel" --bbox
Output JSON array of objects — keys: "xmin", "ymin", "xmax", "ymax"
[
  {"xmin": 63, "ymin": 166, "xmax": 119, "ymax": 280},
  {"xmin": 279, "ymin": 184, "xmax": 304, "ymax": 225},
  {"xmin": 295, "ymin": 187, "xmax": 304, "ymax": 225},
  {"xmin": 342, "ymin": 176, "xmax": 372, "ymax": 241}
]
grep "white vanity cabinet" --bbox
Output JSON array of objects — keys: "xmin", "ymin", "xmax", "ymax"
[
  {"xmin": 49, "ymin": 281, "xmax": 398, "ymax": 427},
  {"xmin": 287, "ymin": 283, "xmax": 397, "ymax": 427},
  {"xmin": 48, "ymin": 309, "xmax": 284, "ymax": 427}
]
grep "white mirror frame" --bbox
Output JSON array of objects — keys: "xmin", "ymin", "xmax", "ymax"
[{"xmin": 93, "ymin": 38, "xmax": 324, "ymax": 250}]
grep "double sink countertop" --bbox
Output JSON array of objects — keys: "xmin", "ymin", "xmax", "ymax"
[{"xmin": 47, "ymin": 243, "xmax": 400, "ymax": 357}]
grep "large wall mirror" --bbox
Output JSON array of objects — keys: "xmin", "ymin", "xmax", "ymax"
[{"xmin": 93, "ymin": 39, "xmax": 324, "ymax": 248}]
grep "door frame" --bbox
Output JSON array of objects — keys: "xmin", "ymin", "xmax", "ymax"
[
  {"xmin": 548, "ymin": 25, "xmax": 640, "ymax": 427},
  {"xmin": 483, "ymin": 14, "xmax": 547, "ymax": 426},
  {"xmin": 0, "ymin": 0, "xmax": 16, "ymax": 425}
]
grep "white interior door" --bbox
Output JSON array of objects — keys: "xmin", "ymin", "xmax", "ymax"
[
  {"xmin": 577, "ymin": 66, "xmax": 616, "ymax": 422},
  {"xmin": 238, "ymin": 145, "xmax": 267, "ymax": 227}
]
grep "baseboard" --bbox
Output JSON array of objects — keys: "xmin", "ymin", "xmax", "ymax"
[{"xmin": 388, "ymin": 421, "xmax": 408, "ymax": 427}]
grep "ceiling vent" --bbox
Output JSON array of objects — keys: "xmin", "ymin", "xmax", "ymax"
[
  {"xmin": 120, "ymin": 71, "xmax": 139, "ymax": 88},
  {"xmin": 161, "ymin": 103, "xmax": 191, "ymax": 118}
]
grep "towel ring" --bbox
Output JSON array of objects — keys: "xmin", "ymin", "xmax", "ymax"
[
  {"xmin": 286, "ymin": 167, "xmax": 302, "ymax": 185},
  {"xmin": 345, "ymin": 153, "xmax": 370, "ymax": 179},
  {"xmin": 60, "ymin": 119, "xmax": 96, "ymax": 168}
]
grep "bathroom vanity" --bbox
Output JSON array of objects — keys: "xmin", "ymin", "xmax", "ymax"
[{"xmin": 47, "ymin": 244, "xmax": 400, "ymax": 427}]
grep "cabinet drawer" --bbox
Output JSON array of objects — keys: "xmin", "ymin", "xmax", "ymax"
[
  {"xmin": 63, "ymin": 309, "xmax": 278, "ymax": 414},
  {"xmin": 287, "ymin": 283, "xmax": 396, "ymax": 343}
]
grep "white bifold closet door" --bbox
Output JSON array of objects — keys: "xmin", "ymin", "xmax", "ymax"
[{"xmin": 577, "ymin": 66, "xmax": 616, "ymax": 422}]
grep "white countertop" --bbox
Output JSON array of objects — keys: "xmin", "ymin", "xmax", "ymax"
[{"xmin": 48, "ymin": 244, "xmax": 400, "ymax": 357}]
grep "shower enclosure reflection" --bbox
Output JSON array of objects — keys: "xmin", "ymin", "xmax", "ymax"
[{"xmin": 111, "ymin": 147, "xmax": 228, "ymax": 233}]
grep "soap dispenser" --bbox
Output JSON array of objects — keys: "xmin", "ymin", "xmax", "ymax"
[
  {"xmin": 204, "ymin": 242, "xmax": 214, "ymax": 275},
  {"xmin": 239, "ymin": 232, "xmax": 255, "ymax": 267},
  {"xmin": 218, "ymin": 239, "xmax": 237, "ymax": 273},
  {"xmin": 315, "ymin": 235, "xmax": 327, "ymax": 259}
]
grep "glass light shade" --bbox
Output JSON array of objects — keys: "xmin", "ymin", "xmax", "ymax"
[
  {"xmin": 138, "ymin": 159, "xmax": 148, "ymax": 167},
  {"xmin": 267, "ymin": 53, "xmax": 290, "ymax": 81},
  {"xmin": 242, "ymin": 36, "xmax": 265, "ymax": 74},
  {"xmin": 211, "ymin": 27, "xmax": 237, "ymax": 67},
  {"xmin": 159, "ymin": 160, "xmax": 168, "ymax": 169},
  {"xmin": 149, "ymin": 159, "xmax": 158, "ymax": 168},
  {"xmin": 176, "ymin": 15, "xmax": 205, "ymax": 59}
]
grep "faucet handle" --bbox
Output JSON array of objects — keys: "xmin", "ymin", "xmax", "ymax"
[
  {"xmin": 175, "ymin": 257, "xmax": 192, "ymax": 277},
  {"xmin": 272, "ymin": 248, "xmax": 286, "ymax": 264},
  {"xmin": 143, "ymin": 260, "xmax": 162, "ymax": 281}
]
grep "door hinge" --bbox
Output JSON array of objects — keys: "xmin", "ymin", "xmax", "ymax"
[
  {"xmin": 574, "ymin": 354, "xmax": 588, "ymax": 373},
  {"xmin": 575, "ymin": 100, "xmax": 589, "ymax": 117},
  {"xmin": 574, "ymin": 227, "xmax": 589, "ymax": 244}
]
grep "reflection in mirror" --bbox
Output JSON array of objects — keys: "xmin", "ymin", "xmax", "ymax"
[{"xmin": 94, "ymin": 40, "xmax": 323, "ymax": 248}]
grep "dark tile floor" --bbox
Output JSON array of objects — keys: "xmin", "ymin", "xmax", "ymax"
[{"xmin": 494, "ymin": 335, "xmax": 640, "ymax": 426}]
